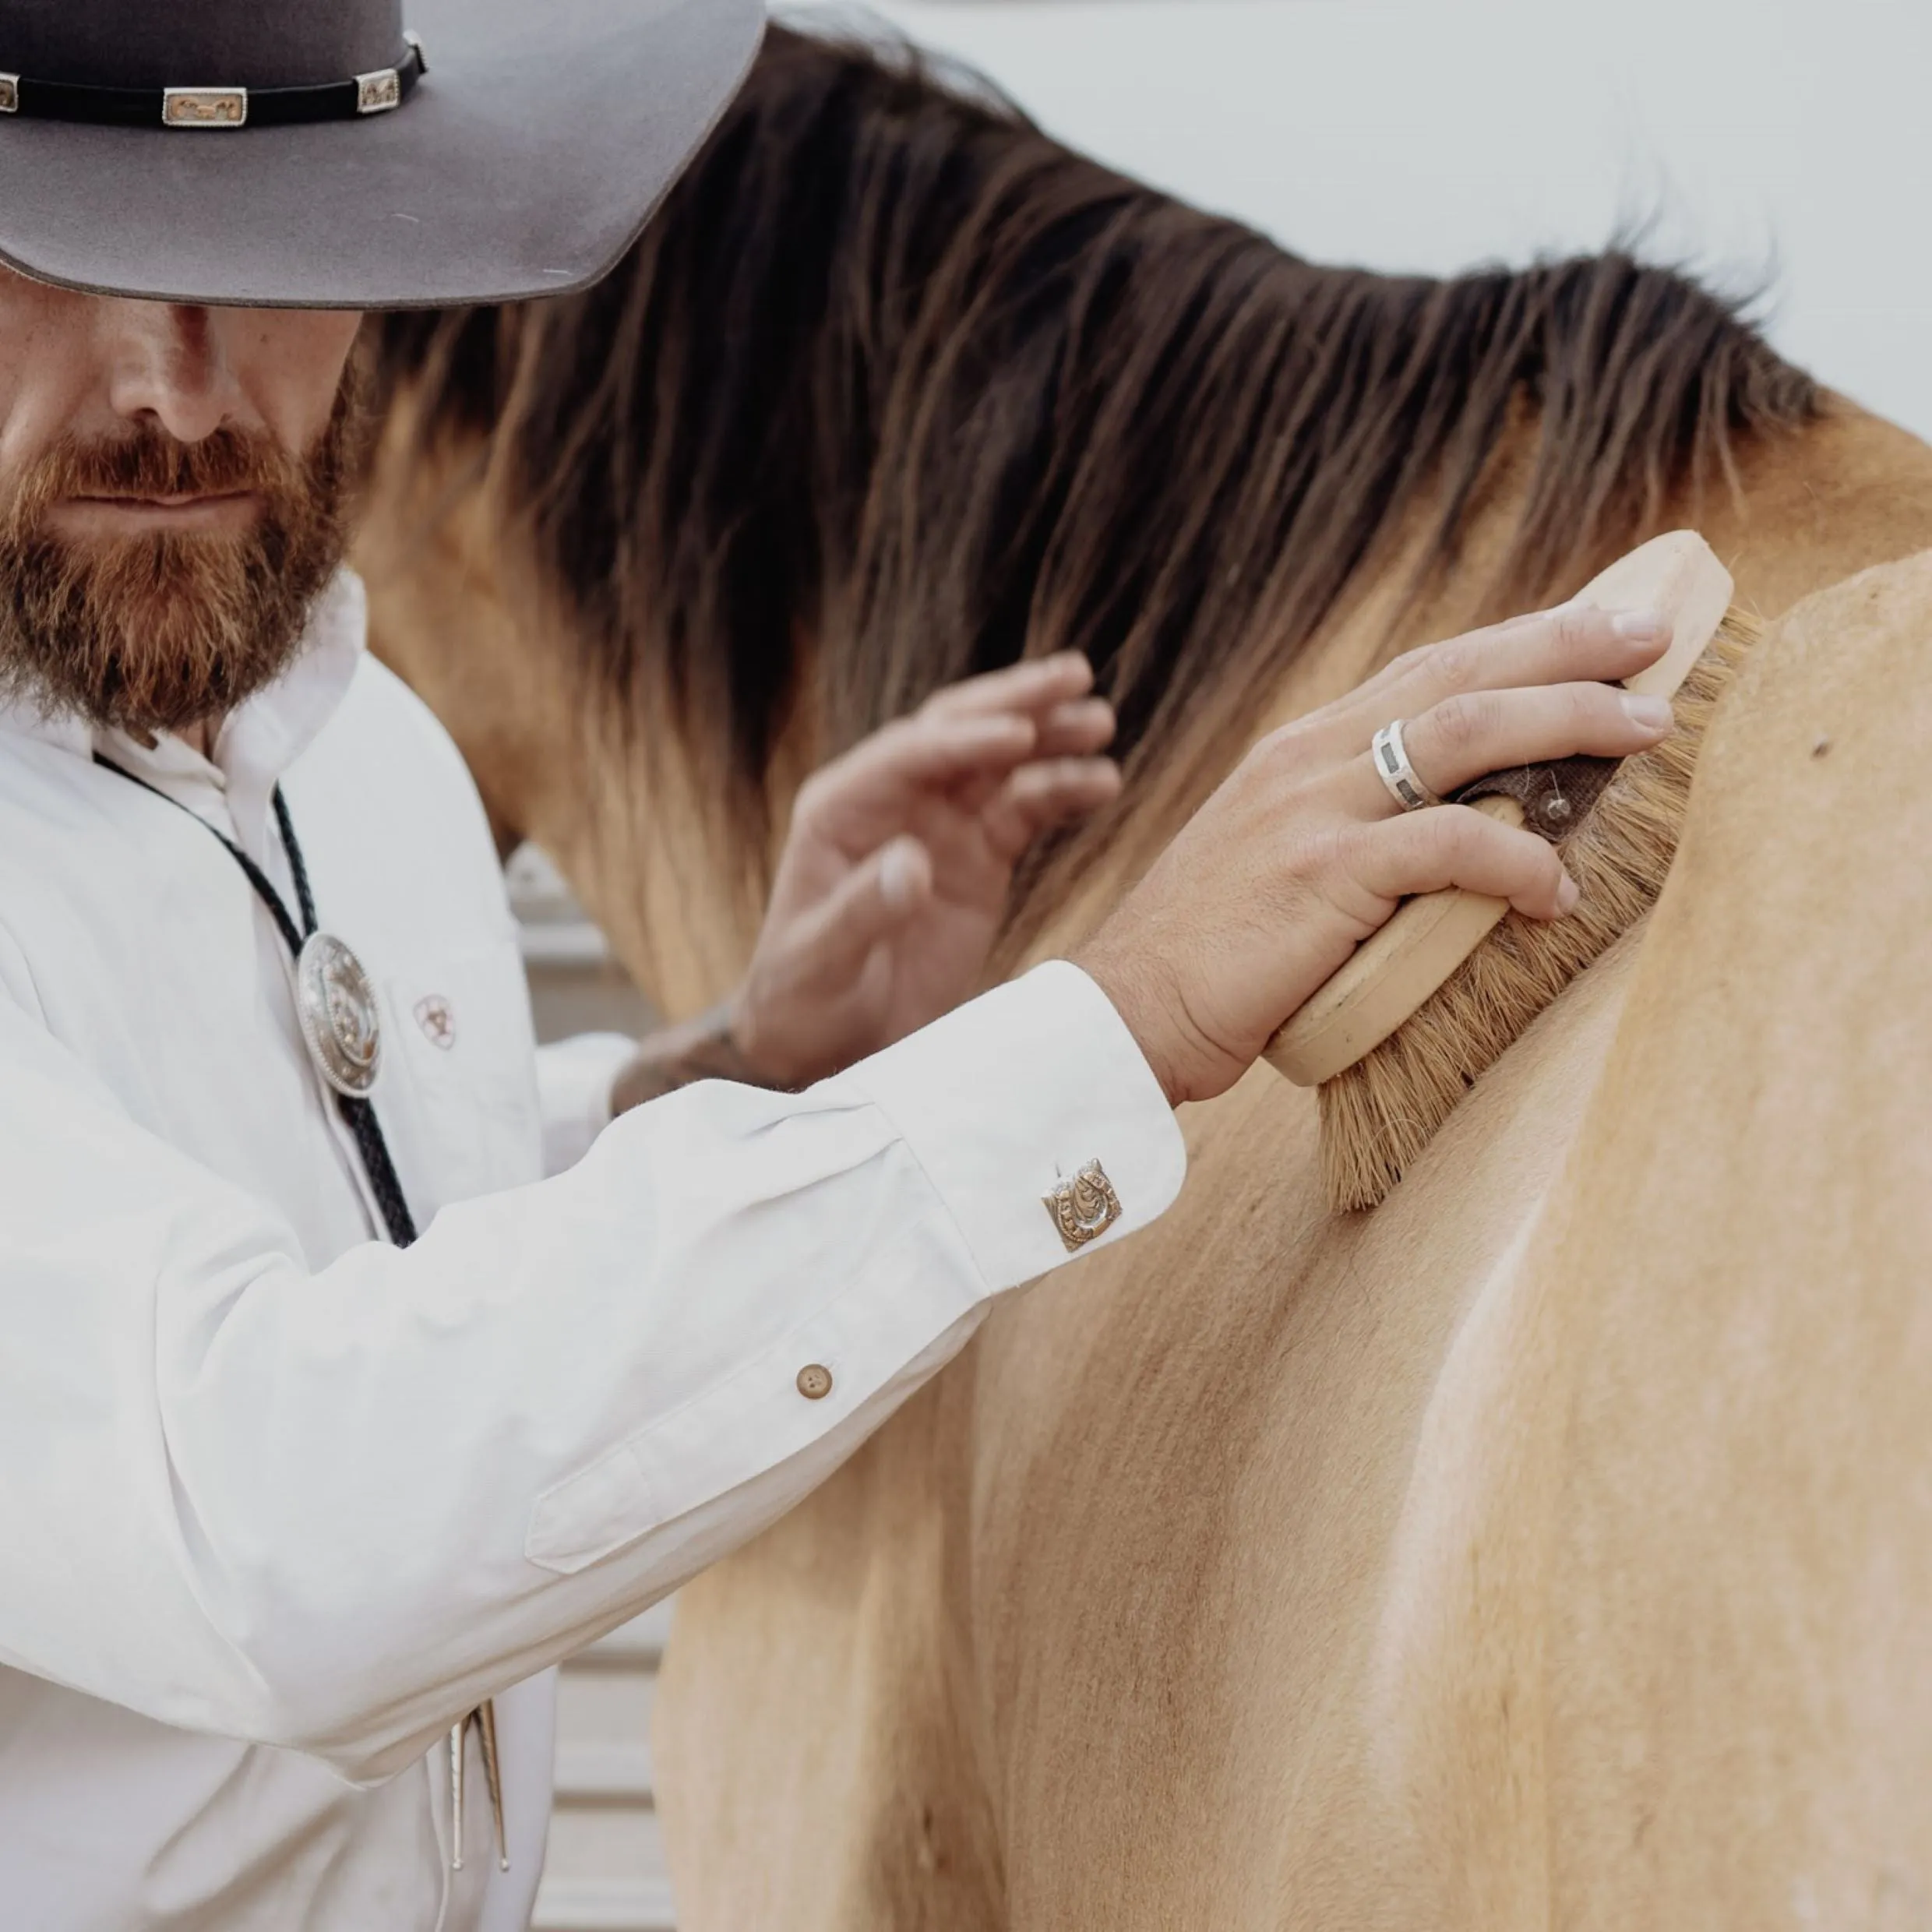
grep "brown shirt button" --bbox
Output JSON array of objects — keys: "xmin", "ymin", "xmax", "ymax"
[{"xmin": 795, "ymin": 1363, "xmax": 834, "ymax": 1401}]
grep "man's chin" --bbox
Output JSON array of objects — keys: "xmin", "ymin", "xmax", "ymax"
[{"xmin": 0, "ymin": 540, "xmax": 336, "ymax": 740}]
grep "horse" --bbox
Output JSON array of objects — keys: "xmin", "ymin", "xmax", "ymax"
[{"xmin": 355, "ymin": 26, "xmax": 1932, "ymax": 1927}]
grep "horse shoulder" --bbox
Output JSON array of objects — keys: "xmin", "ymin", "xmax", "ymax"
[
  {"xmin": 1529, "ymin": 546, "xmax": 1932, "ymax": 1919},
  {"xmin": 939, "ymin": 937, "xmax": 1639, "ymax": 1927}
]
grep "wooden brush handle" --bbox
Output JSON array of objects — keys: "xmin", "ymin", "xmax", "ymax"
[{"xmin": 1264, "ymin": 531, "xmax": 1735, "ymax": 1088}]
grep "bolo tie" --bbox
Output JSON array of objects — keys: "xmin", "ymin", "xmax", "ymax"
[{"xmin": 96, "ymin": 753, "xmax": 509, "ymax": 1877}]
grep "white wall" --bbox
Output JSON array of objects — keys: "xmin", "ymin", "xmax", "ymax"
[{"xmin": 786, "ymin": 0, "xmax": 1932, "ymax": 441}]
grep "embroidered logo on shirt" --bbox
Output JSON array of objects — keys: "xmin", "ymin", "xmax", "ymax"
[
  {"xmin": 1042, "ymin": 1160, "xmax": 1122, "ymax": 1252},
  {"xmin": 414, "ymin": 993, "xmax": 457, "ymax": 1050}
]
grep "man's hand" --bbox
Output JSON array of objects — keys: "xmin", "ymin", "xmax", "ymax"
[
  {"xmin": 1074, "ymin": 601, "xmax": 1680, "ymax": 1105},
  {"xmin": 723, "ymin": 654, "xmax": 1118, "ymax": 1090}
]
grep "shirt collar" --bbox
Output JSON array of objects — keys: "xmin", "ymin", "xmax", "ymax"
[{"xmin": 0, "ymin": 567, "xmax": 368, "ymax": 855}]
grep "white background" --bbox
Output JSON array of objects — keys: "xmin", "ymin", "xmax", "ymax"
[{"xmin": 787, "ymin": 0, "xmax": 1932, "ymax": 442}]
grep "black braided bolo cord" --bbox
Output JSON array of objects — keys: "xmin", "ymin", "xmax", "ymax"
[{"xmin": 94, "ymin": 755, "xmax": 418, "ymax": 1248}]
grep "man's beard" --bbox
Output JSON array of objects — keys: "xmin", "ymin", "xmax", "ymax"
[{"xmin": 0, "ymin": 359, "xmax": 370, "ymax": 742}]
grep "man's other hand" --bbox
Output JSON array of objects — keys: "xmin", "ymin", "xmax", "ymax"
[{"xmin": 728, "ymin": 654, "xmax": 1119, "ymax": 1088}]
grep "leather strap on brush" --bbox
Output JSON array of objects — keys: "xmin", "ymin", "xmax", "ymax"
[
  {"xmin": 1449, "ymin": 538, "xmax": 1742, "ymax": 841},
  {"xmin": 1454, "ymin": 750, "xmax": 1620, "ymax": 842}
]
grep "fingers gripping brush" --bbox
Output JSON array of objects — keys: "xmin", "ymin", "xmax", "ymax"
[{"xmin": 1265, "ymin": 531, "xmax": 1764, "ymax": 1212}]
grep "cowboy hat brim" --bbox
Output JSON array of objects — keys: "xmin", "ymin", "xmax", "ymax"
[{"xmin": 0, "ymin": 0, "xmax": 763, "ymax": 308}]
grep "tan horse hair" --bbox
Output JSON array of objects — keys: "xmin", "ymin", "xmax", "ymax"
[
  {"xmin": 649, "ymin": 548, "xmax": 1932, "ymax": 1931},
  {"xmin": 358, "ymin": 386, "xmax": 1932, "ymax": 1932}
]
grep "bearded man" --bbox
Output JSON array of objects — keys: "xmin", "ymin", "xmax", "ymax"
[{"xmin": 0, "ymin": 1, "xmax": 1686, "ymax": 1926}]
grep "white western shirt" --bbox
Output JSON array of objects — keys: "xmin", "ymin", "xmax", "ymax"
[{"xmin": 0, "ymin": 572, "xmax": 1186, "ymax": 1931}]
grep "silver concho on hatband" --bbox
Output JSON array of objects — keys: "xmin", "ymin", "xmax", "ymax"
[{"xmin": 295, "ymin": 932, "xmax": 383, "ymax": 1097}]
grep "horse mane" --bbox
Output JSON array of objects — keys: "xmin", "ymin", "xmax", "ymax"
[{"xmin": 375, "ymin": 23, "xmax": 1816, "ymax": 945}]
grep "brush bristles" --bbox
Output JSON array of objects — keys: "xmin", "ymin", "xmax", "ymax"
[{"xmin": 1318, "ymin": 608, "xmax": 1764, "ymax": 1213}]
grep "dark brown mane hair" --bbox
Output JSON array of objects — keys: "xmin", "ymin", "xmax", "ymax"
[{"xmin": 375, "ymin": 22, "xmax": 1816, "ymax": 943}]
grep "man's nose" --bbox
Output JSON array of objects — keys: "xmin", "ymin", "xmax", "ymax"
[{"xmin": 100, "ymin": 302, "xmax": 243, "ymax": 444}]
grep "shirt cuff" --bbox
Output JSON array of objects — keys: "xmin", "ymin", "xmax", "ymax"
[
  {"xmin": 534, "ymin": 1032, "xmax": 637, "ymax": 1176},
  {"xmin": 840, "ymin": 960, "xmax": 1186, "ymax": 1291}
]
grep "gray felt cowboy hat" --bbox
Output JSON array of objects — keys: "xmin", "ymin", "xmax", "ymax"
[{"xmin": 0, "ymin": 0, "xmax": 765, "ymax": 308}]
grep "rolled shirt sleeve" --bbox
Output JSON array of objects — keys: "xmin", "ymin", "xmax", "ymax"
[{"xmin": 0, "ymin": 959, "xmax": 1183, "ymax": 1782}]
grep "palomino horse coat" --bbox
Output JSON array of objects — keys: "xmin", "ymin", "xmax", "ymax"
[{"xmin": 357, "ymin": 28, "xmax": 1932, "ymax": 1927}]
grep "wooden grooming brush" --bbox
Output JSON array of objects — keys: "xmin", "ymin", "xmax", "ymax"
[{"xmin": 1265, "ymin": 531, "xmax": 1763, "ymax": 1212}]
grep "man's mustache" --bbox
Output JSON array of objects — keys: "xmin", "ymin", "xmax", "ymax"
[{"xmin": 9, "ymin": 425, "xmax": 306, "ymax": 528}]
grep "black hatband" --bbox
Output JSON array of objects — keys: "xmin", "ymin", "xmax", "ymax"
[{"xmin": 0, "ymin": 37, "xmax": 425, "ymax": 131}]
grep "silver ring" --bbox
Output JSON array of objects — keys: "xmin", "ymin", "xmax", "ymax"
[{"xmin": 1370, "ymin": 718, "xmax": 1444, "ymax": 812}]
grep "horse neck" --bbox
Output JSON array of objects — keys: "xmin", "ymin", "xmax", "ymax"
[
  {"xmin": 563, "ymin": 419, "xmax": 1553, "ymax": 997},
  {"xmin": 365, "ymin": 386, "xmax": 1932, "ymax": 1023},
  {"xmin": 550, "ymin": 404, "xmax": 1613, "ymax": 1002}
]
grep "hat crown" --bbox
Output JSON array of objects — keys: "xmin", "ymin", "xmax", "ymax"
[{"xmin": 0, "ymin": 0, "xmax": 406, "ymax": 90}]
